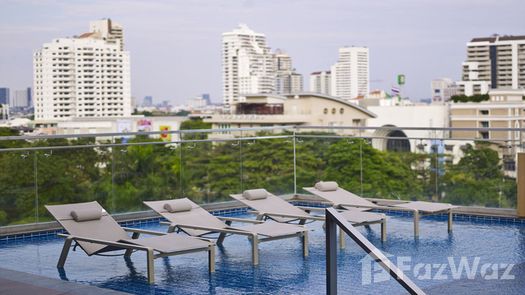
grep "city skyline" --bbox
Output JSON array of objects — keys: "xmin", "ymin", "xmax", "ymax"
[{"xmin": 1, "ymin": 0, "xmax": 524, "ymax": 105}]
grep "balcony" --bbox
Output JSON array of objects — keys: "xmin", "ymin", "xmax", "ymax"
[{"xmin": 0, "ymin": 126, "xmax": 524, "ymax": 294}]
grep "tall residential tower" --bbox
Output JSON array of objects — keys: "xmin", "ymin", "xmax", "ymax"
[
  {"xmin": 330, "ymin": 47, "xmax": 369, "ymax": 100},
  {"xmin": 222, "ymin": 24, "xmax": 275, "ymax": 105},
  {"xmin": 457, "ymin": 35, "xmax": 525, "ymax": 95},
  {"xmin": 33, "ymin": 20, "xmax": 131, "ymax": 122}
]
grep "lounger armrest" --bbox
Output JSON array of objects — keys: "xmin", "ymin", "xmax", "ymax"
[
  {"xmin": 123, "ymin": 227, "xmax": 166, "ymax": 236},
  {"xmin": 160, "ymin": 221, "xmax": 171, "ymax": 226},
  {"xmin": 263, "ymin": 212, "xmax": 325, "ymax": 221},
  {"xmin": 217, "ymin": 216, "xmax": 264, "ymax": 224},
  {"xmin": 57, "ymin": 233, "xmax": 151, "ymax": 252},
  {"xmin": 175, "ymin": 223, "xmax": 251, "ymax": 236}
]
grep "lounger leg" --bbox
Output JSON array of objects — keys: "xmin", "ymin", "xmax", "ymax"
[
  {"xmin": 413, "ymin": 210, "xmax": 420, "ymax": 238},
  {"xmin": 448, "ymin": 209, "xmax": 453, "ymax": 233},
  {"xmin": 381, "ymin": 218, "xmax": 387, "ymax": 242},
  {"xmin": 167, "ymin": 224, "xmax": 177, "ymax": 233},
  {"xmin": 146, "ymin": 248, "xmax": 155, "ymax": 284},
  {"xmin": 250, "ymin": 234, "xmax": 259, "ymax": 266},
  {"xmin": 339, "ymin": 227, "xmax": 345, "ymax": 249},
  {"xmin": 302, "ymin": 231, "xmax": 309, "ymax": 257},
  {"xmin": 208, "ymin": 245, "xmax": 216, "ymax": 272},
  {"xmin": 57, "ymin": 236, "xmax": 73, "ymax": 268},
  {"xmin": 124, "ymin": 232, "xmax": 140, "ymax": 257}
]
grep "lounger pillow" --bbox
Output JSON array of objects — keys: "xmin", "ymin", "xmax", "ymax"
[
  {"xmin": 70, "ymin": 208, "xmax": 102, "ymax": 222},
  {"xmin": 243, "ymin": 189, "xmax": 268, "ymax": 200},
  {"xmin": 164, "ymin": 199, "xmax": 193, "ymax": 213},
  {"xmin": 315, "ymin": 181, "xmax": 339, "ymax": 191}
]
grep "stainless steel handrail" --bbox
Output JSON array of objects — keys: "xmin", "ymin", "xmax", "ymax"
[{"xmin": 325, "ymin": 207, "xmax": 425, "ymax": 295}]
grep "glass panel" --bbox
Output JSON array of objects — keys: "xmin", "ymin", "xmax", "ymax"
[
  {"xmin": 0, "ymin": 150, "xmax": 36, "ymax": 225},
  {"xmin": 241, "ymin": 136, "xmax": 294, "ymax": 195}
]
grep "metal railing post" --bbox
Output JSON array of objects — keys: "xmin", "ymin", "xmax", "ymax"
[
  {"xmin": 293, "ymin": 129, "xmax": 297, "ymax": 196},
  {"xmin": 326, "ymin": 210, "xmax": 338, "ymax": 295},
  {"xmin": 325, "ymin": 208, "xmax": 426, "ymax": 295},
  {"xmin": 518, "ymin": 153, "xmax": 525, "ymax": 217}
]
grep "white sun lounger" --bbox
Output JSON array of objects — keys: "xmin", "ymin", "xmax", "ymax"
[
  {"xmin": 143, "ymin": 198, "xmax": 309, "ymax": 265},
  {"xmin": 304, "ymin": 181, "xmax": 458, "ymax": 237},
  {"xmin": 231, "ymin": 188, "xmax": 387, "ymax": 243},
  {"xmin": 45, "ymin": 201, "xmax": 215, "ymax": 283}
]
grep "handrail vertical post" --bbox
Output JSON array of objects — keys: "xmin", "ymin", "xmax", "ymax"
[
  {"xmin": 293, "ymin": 129, "xmax": 297, "ymax": 196},
  {"xmin": 326, "ymin": 211, "xmax": 337, "ymax": 295}
]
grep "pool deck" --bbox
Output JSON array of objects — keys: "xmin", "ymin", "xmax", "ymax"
[{"xmin": 0, "ymin": 268, "xmax": 130, "ymax": 295}]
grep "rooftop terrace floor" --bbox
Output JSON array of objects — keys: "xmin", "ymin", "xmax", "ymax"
[{"xmin": 0, "ymin": 211, "xmax": 524, "ymax": 294}]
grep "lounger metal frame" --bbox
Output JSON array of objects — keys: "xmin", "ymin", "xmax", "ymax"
[{"xmin": 56, "ymin": 227, "xmax": 215, "ymax": 284}]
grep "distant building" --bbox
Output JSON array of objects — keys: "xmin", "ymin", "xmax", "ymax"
[
  {"xmin": 11, "ymin": 89, "xmax": 30, "ymax": 108},
  {"xmin": 431, "ymin": 78, "xmax": 458, "ymax": 104},
  {"xmin": 143, "ymin": 96, "xmax": 153, "ymax": 107},
  {"xmin": 33, "ymin": 20, "xmax": 131, "ymax": 123},
  {"xmin": 0, "ymin": 88, "xmax": 9, "ymax": 105},
  {"xmin": 330, "ymin": 47, "xmax": 369, "ymax": 100},
  {"xmin": 222, "ymin": 24, "xmax": 275, "ymax": 106},
  {"xmin": 201, "ymin": 94, "xmax": 211, "ymax": 105},
  {"xmin": 274, "ymin": 49, "xmax": 303, "ymax": 94},
  {"xmin": 457, "ymin": 35, "xmax": 525, "ymax": 95},
  {"xmin": 309, "ymin": 71, "xmax": 331, "ymax": 96},
  {"xmin": 205, "ymin": 93, "xmax": 375, "ymax": 137},
  {"xmin": 89, "ymin": 18, "xmax": 124, "ymax": 51}
]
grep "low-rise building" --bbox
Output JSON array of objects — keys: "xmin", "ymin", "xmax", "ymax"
[{"xmin": 204, "ymin": 92, "xmax": 376, "ymax": 137}]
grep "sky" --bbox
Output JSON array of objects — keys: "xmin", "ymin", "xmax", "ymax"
[{"xmin": 1, "ymin": 0, "xmax": 524, "ymax": 105}]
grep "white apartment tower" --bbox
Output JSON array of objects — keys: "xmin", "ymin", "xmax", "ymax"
[
  {"xmin": 33, "ymin": 21, "xmax": 131, "ymax": 121},
  {"xmin": 309, "ymin": 71, "xmax": 332, "ymax": 95},
  {"xmin": 222, "ymin": 24, "xmax": 275, "ymax": 105},
  {"xmin": 331, "ymin": 47, "xmax": 369, "ymax": 100},
  {"xmin": 458, "ymin": 35, "xmax": 525, "ymax": 95},
  {"xmin": 89, "ymin": 19, "xmax": 124, "ymax": 51}
]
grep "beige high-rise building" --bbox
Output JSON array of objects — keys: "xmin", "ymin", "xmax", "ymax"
[
  {"xmin": 89, "ymin": 19, "xmax": 124, "ymax": 51},
  {"xmin": 457, "ymin": 35, "xmax": 525, "ymax": 95}
]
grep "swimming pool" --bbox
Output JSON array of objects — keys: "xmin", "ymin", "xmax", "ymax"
[{"xmin": 0, "ymin": 211, "xmax": 524, "ymax": 294}]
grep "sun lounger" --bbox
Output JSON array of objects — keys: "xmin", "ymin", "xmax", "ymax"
[
  {"xmin": 304, "ymin": 181, "xmax": 458, "ymax": 237},
  {"xmin": 231, "ymin": 189, "xmax": 387, "ymax": 243},
  {"xmin": 45, "ymin": 201, "xmax": 215, "ymax": 283},
  {"xmin": 143, "ymin": 198, "xmax": 308, "ymax": 265}
]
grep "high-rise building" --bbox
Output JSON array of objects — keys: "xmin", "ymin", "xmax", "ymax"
[
  {"xmin": 222, "ymin": 24, "xmax": 275, "ymax": 105},
  {"xmin": 11, "ymin": 89, "xmax": 30, "ymax": 108},
  {"xmin": 143, "ymin": 96, "xmax": 153, "ymax": 107},
  {"xmin": 0, "ymin": 88, "xmax": 9, "ymax": 105},
  {"xmin": 89, "ymin": 19, "xmax": 125, "ymax": 51},
  {"xmin": 457, "ymin": 35, "xmax": 525, "ymax": 95},
  {"xmin": 309, "ymin": 71, "xmax": 331, "ymax": 96},
  {"xmin": 273, "ymin": 49, "xmax": 303, "ymax": 94},
  {"xmin": 431, "ymin": 78, "xmax": 458, "ymax": 104},
  {"xmin": 33, "ymin": 20, "xmax": 131, "ymax": 121},
  {"xmin": 330, "ymin": 47, "xmax": 369, "ymax": 100}
]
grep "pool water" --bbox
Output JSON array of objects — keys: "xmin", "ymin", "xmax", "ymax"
[{"xmin": 0, "ymin": 213, "xmax": 524, "ymax": 294}]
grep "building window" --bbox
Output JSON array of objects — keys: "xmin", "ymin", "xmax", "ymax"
[
  {"xmin": 480, "ymin": 110, "xmax": 489, "ymax": 115},
  {"xmin": 480, "ymin": 121, "xmax": 489, "ymax": 128},
  {"xmin": 331, "ymin": 108, "xmax": 336, "ymax": 114},
  {"xmin": 480, "ymin": 131, "xmax": 489, "ymax": 139},
  {"xmin": 339, "ymin": 108, "xmax": 344, "ymax": 114},
  {"xmin": 323, "ymin": 108, "xmax": 328, "ymax": 114}
]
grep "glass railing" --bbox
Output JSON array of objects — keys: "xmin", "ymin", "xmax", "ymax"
[{"xmin": 0, "ymin": 125, "xmax": 520, "ymax": 227}]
